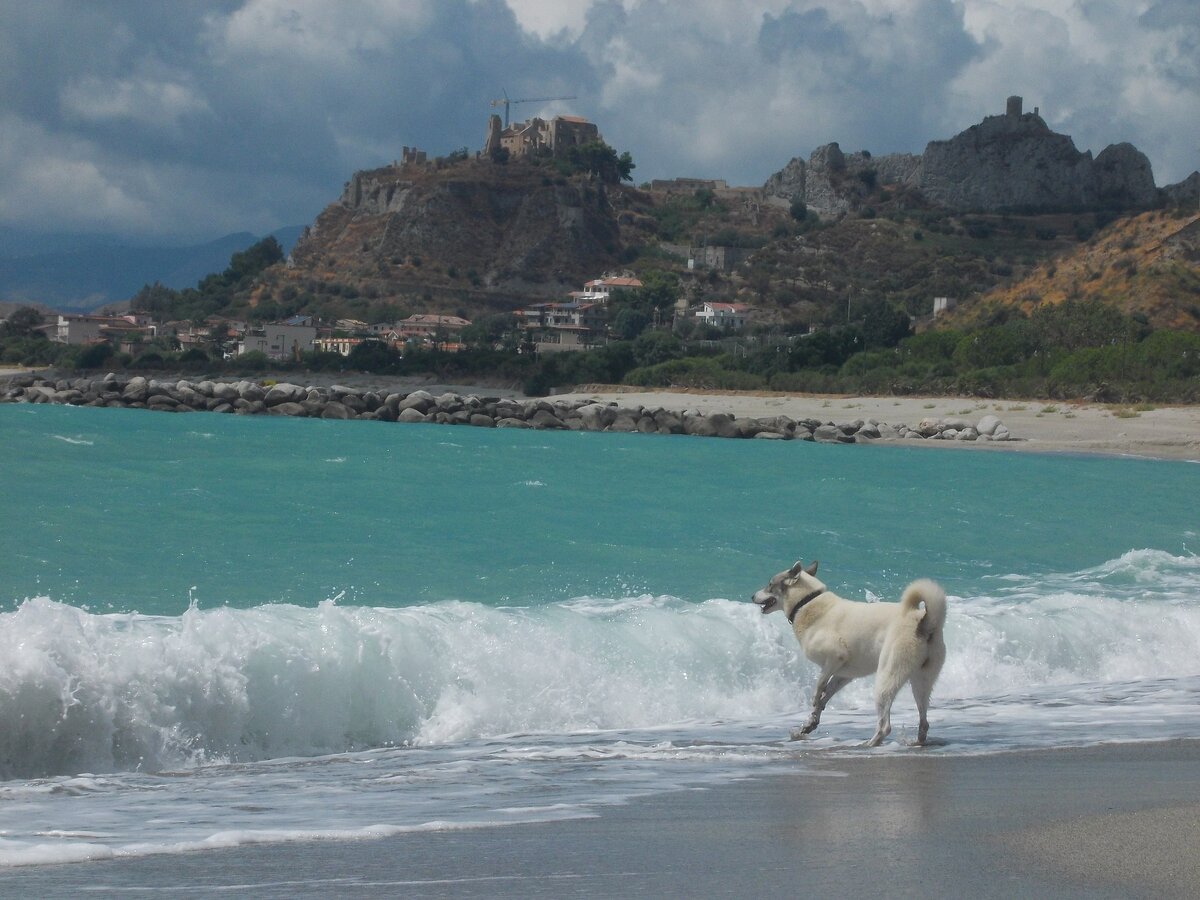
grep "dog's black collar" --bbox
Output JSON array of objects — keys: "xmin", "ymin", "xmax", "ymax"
[{"xmin": 787, "ymin": 589, "xmax": 825, "ymax": 624}]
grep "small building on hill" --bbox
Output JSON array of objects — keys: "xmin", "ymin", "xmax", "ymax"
[
  {"xmin": 696, "ymin": 302, "xmax": 751, "ymax": 329},
  {"xmin": 397, "ymin": 314, "xmax": 471, "ymax": 339},
  {"xmin": 580, "ymin": 276, "xmax": 642, "ymax": 302},
  {"xmin": 515, "ymin": 301, "xmax": 607, "ymax": 354},
  {"xmin": 240, "ymin": 321, "xmax": 317, "ymax": 360}
]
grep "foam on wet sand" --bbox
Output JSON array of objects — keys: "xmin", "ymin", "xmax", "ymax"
[{"xmin": 4, "ymin": 740, "xmax": 1197, "ymax": 898}]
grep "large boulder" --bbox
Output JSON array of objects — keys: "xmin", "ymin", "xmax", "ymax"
[
  {"xmin": 397, "ymin": 407, "xmax": 428, "ymax": 423},
  {"xmin": 267, "ymin": 401, "xmax": 308, "ymax": 417},
  {"xmin": 529, "ymin": 409, "xmax": 567, "ymax": 429},
  {"xmin": 813, "ymin": 424, "xmax": 843, "ymax": 443},
  {"xmin": 264, "ymin": 383, "xmax": 307, "ymax": 406},
  {"xmin": 122, "ymin": 376, "xmax": 149, "ymax": 402},
  {"xmin": 683, "ymin": 414, "xmax": 718, "ymax": 437},
  {"xmin": 397, "ymin": 390, "xmax": 435, "ymax": 414},
  {"xmin": 321, "ymin": 401, "xmax": 353, "ymax": 419},
  {"xmin": 707, "ymin": 413, "xmax": 740, "ymax": 439},
  {"xmin": 237, "ymin": 382, "xmax": 266, "ymax": 402},
  {"xmin": 976, "ymin": 414, "xmax": 1003, "ymax": 437},
  {"xmin": 578, "ymin": 403, "xmax": 616, "ymax": 431}
]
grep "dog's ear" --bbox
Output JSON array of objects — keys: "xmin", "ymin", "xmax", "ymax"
[
  {"xmin": 788, "ymin": 560, "xmax": 805, "ymax": 577},
  {"xmin": 804, "ymin": 560, "xmax": 819, "ymax": 576}
]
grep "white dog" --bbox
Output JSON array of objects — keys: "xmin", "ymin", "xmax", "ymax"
[{"xmin": 753, "ymin": 560, "xmax": 947, "ymax": 746}]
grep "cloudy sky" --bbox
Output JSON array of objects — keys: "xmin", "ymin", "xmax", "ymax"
[{"xmin": 2, "ymin": 0, "xmax": 1197, "ymax": 243}]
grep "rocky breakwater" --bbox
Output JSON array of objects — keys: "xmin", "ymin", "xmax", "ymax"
[{"xmin": 1, "ymin": 374, "xmax": 1014, "ymax": 445}]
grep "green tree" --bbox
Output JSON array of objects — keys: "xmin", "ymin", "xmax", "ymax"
[
  {"xmin": 953, "ymin": 324, "xmax": 1033, "ymax": 369},
  {"xmin": 76, "ymin": 342, "xmax": 115, "ymax": 369},
  {"xmin": 859, "ymin": 299, "xmax": 912, "ymax": 349},
  {"xmin": 560, "ymin": 141, "xmax": 636, "ymax": 183},
  {"xmin": 632, "ymin": 330, "xmax": 683, "ymax": 367},
  {"xmin": 0, "ymin": 306, "xmax": 44, "ymax": 338},
  {"xmin": 629, "ymin": 270, "xmax": 680, "ymax": 312},
  {"xmin": 346, "ymin": 339, "xmax": 400, "ymax": 373},
  {"xmin": 613, "ymin": 306, "xmax": 652, "ymax": 340}
]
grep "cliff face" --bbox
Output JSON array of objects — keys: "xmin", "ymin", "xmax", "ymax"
[
  {"xmin": 919, "ymin": 112, "xmax": 1158, "ymax": 211},
  {"xmin": 288, "ymin": 159, "xmax": 623, "ymax": 297},
  {"xmin": 763, "ymin": 144, "xmax": 920, "ymax": 216},
  {"xmin": 766, "ymin": 106, "xmax": 1161, "ymax": 215}
]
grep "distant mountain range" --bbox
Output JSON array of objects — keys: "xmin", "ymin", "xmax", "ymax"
[{"xmin": 0, "ymin": 225, "xmax": 305, "ymax": 313}]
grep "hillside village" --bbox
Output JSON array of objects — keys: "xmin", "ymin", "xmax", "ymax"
[
  {"xmin": 11, "ymin": 267, "xmax": 756, "ymax": 365},
  {"xmin": 2, "ymin": 96, "xmax": 1198, "ymax": 400}
]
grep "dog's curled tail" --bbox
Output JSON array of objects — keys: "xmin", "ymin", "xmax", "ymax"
[{"xmin": 901, "ymin": 578, "xmax": 947, "ymax": 637}]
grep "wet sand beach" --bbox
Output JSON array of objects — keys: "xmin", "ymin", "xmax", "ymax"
[{"xmin": 5, "ymin": 739, "xmax": 1197, "ymax": 899}]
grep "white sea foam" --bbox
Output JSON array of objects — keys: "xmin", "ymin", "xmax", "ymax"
[{"xmin": 50, "ymin": 435, "xmax": 93, "ymax": 445}]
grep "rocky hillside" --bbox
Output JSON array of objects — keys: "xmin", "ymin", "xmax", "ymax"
[
  {"xmin": 279, "ymin": 156, "xmax": 636, "ymax": 317},
  {"xmin": 949, "ymin": 211, "xmax": 1200, "ymax": 331},
  {"xmin": 242, "ymin": 100, "xmax": 1198, "ymax": 334},
  {"xmin": 765, "ymin": 98, "xmax": 1173, "ymax": 216}
]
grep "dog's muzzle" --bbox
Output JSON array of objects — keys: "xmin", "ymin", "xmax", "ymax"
[{"xmin": 752, "ymin": 590, "xmax": 779, "ymax": 614}]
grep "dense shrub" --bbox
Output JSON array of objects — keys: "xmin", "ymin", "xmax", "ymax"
[
  {"xmin": 624, "ymin": 357, "xmax": 766, "ymax": 390},
  {"xmin": 952, "ymin": 325, "xmax": 1033, "ymax": 369}
]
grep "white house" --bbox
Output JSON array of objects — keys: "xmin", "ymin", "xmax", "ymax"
[
  {"xmin": 696, "ymin": 302, "xmax": 751, "ymax": 329},
  {"xmin": 580, "ymin": 276, "xmax": 642, "ymax": 303},
  {"xmin": 314, "ymin": 336, "xmax": 365, "ymax": 356}
]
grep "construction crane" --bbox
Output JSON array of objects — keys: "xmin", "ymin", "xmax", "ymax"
[{"xmin": 489, "ymin": 89, "xmax": 577, "ymax": 127}]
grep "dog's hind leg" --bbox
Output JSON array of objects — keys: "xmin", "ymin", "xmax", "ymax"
[
  {"xmin": 867, "ymin": 682, "xmax": 900, "ymax": 747},
  {"xmin": 910, "ymin": 637, "xmax": 946, "ymax": 745},
  {"xmin": 867, "ymin": 649, "xmax": 911, "ymax": 747},
  {"xmin": 909, "ymin": 670, "xmax": 934, "ymax": 745}
]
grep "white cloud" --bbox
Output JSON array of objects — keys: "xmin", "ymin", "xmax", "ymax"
[
  {"xmin": 0, "ymin": 115, "xmax": 154, "ymax": 232},
  {"xmin": 213, "ymin": 0, "xmax": 433, "ymax": 63},
  {"xmin": 502, "ymin": 0, "xmax": 592, "ymax": 39},
  {"xmin": 60, "ymin": 77, "xmax": 211, "ymax": 129}
]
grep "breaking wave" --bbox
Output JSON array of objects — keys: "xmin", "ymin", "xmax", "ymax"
[{"xmin": 2, "ymin": 550, "xmax": 1198, "ymax": 780}]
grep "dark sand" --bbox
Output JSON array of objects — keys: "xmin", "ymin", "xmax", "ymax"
[{"xmin": 4, "ymin": 740, "xmax": 1198, "ymax": 899}]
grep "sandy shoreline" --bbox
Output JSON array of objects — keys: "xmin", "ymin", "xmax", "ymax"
[
  {"xmin": 551, "ymin": 386, "xmax": 1200, "ymax": 461},
  {"xmin": 5, "ymin": 739, "xmax": 1197, "ymax": 898},
  {"xmin": 5, "ymin": 367, "xmax": 1198, "ymax": 461}
]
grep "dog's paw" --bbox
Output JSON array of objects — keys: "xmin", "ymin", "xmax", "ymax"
[{"xmin": 788, "ymin": 728, "xmax": 809, "ymax": 741}]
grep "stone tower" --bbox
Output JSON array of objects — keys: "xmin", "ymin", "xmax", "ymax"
[
  {"xmin": 483, "ymin": 114, "xmax": 503, "ymax": 157},
  {"xmin": 1006, "ymin": 95, "xmax": 1023, "ymax": 117}
]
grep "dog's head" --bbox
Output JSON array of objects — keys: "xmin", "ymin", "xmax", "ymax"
[{"xmin": 752, "ymin": 560, "xmax": 824, "ymax": 616}]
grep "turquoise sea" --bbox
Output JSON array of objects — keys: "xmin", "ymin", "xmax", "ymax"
[{"xmin": 2, "ymin": 402, "xmax": 1199, "ymax": 867}]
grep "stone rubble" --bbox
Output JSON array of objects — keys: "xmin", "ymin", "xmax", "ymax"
[{"xmin": 1, "ymin": 373, "xmax": 1015, "ymax": 444}]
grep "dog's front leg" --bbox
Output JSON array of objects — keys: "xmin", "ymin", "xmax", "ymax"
[{"xmin": 794, "ymin": 670, "xmax": 838, "ymax": 737}]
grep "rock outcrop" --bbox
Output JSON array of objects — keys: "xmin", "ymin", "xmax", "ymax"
[
  {"xmin": 764, "ymin": 144, "xmax": 920, "ymax": 216},
  {"xmin": 289, "ymin": 157, "xmax": 624, "ymax": 295},
  {"xmin": 765, "ymin": 97, "xmax": 1162, "ymax": 215}
]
